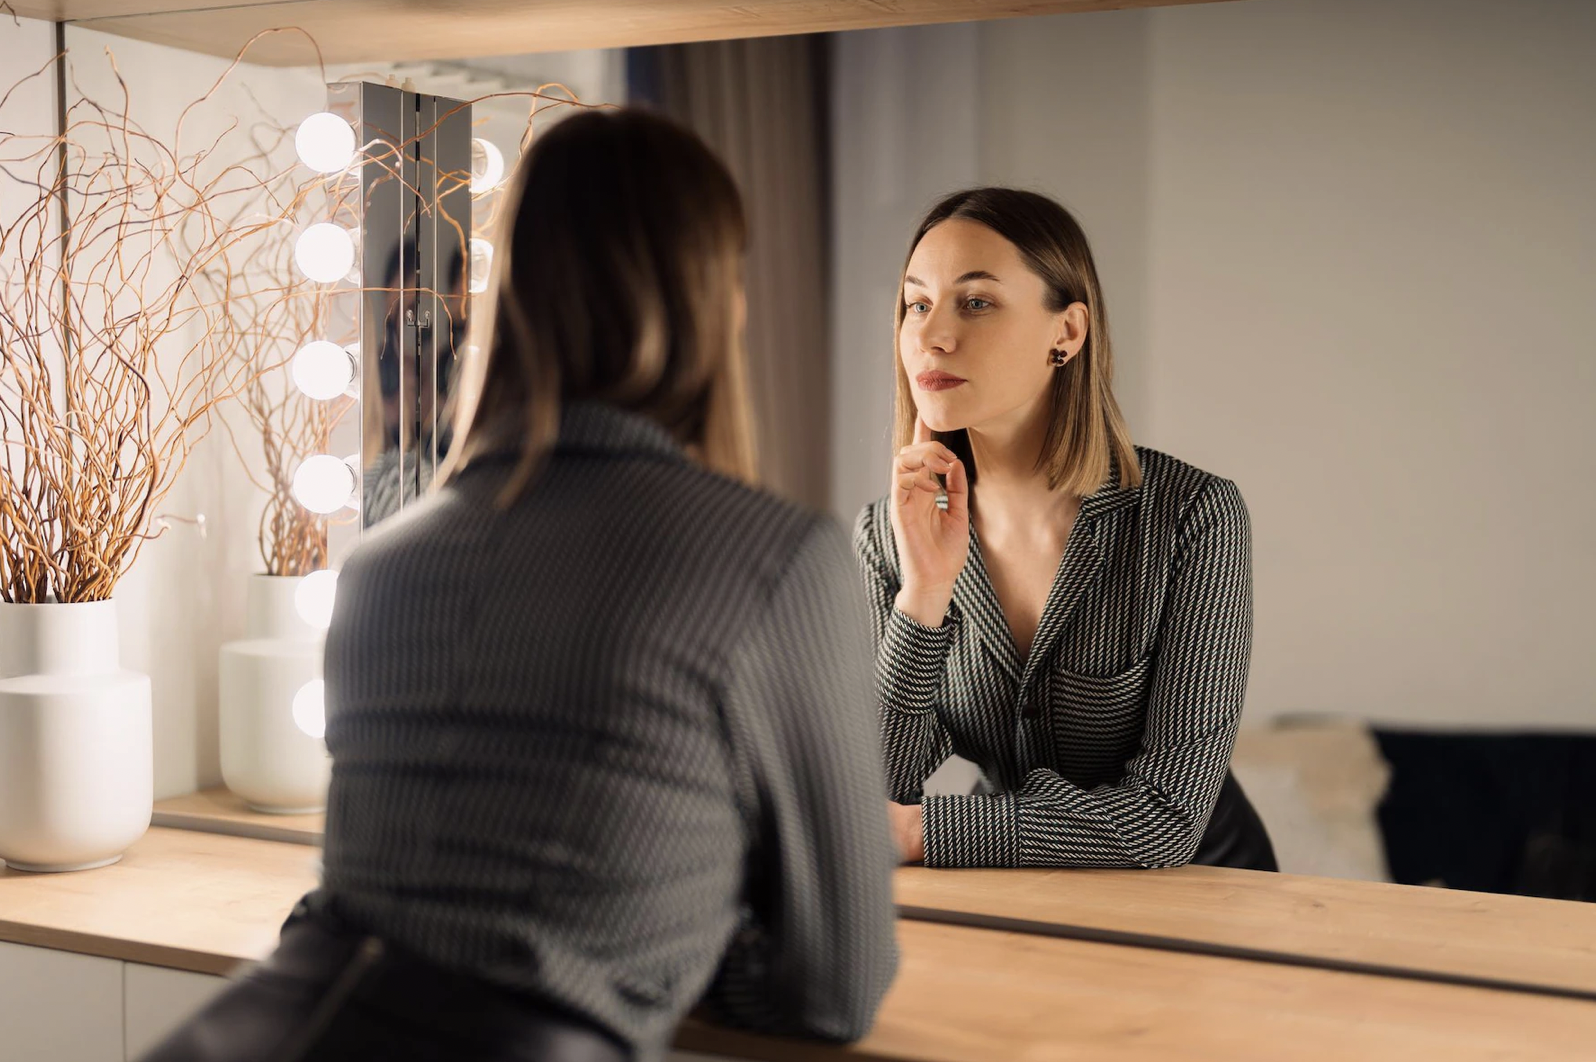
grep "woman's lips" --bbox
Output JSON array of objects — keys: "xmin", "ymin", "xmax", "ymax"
[{"xmin": 916, "ymin": 371, "xmax": 966, "ymax": 391}]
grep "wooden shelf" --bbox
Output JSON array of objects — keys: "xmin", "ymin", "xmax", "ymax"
[
  {"xmin": 895, "ymin": 864, "xmax": 1596, "ymax": 998},
  {"xmin": 0, "ymin": 827, "xmax": 315, "ymax": 975},
  {"xmin": 15, "ymin": 0, "xmax": 1243, "ymax": 67},
  {"xmin": 151, "ymin": 787, "xmax": 323, "ymax": 847},
  {"xmin": 143, "ymin": 792, "xmax": 1596, "ymax": 997},
  {"xmin": 2, "ymin": 828, "xmax": 1593, "ymax": 1060}
]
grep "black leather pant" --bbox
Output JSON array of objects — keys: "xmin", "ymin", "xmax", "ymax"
[
  {"xmin": 1193, "ymin": 771, "xmax": 1279, "ymax": 871},
  {"xmin": 137, "ymin": 908, "xmax": 632, "ymax": 1062}
]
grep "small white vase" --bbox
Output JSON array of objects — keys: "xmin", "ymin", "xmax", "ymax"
[
  {"xmin": 218, "ymin": 575, "xmax": 330, "ymax": 814},
  {"xmin": 0, "ymin": 599, "xmax": 154, "ymax": 872}
]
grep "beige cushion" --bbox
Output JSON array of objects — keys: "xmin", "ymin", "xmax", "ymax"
[{"xmin": 1230, "ymin": 718, "xmax": 1393, "ymax": 882}]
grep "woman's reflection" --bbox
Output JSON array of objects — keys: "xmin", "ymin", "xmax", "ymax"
[
  {"xmin": 362, "ymin": 238, "xmax": 464, "ymax": 527},
  {"xmin": 857, "ymin": 188, "xmax": 1276, "ymax": 872}
]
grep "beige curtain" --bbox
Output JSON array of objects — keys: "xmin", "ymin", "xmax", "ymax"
[{"xmin": 644, "ymin": 36, "xmax": 830, "ymax": 510}]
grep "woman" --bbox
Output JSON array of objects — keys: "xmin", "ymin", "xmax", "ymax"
[
  {"xmin": 145, "ymin": 110, "xmax": 897, "ymax": 1062},
  {"xmin": 857, "ymin": 187, "xmax": 1276, "ymax": 872}
]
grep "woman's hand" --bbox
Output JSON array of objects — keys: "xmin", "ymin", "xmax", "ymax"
[
  {"xmin": 889, "ymin": 416, "xmax": 970, "ymax": 627},
  {"xmin": 887, "ymin": 801, "xmax": 925, "ymax": 864}
]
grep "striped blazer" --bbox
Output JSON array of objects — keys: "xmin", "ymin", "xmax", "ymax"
[
  {"xmin": 310, "ymin": 402, "xmax": 898, "ymax": 1059},
  {"xmin": 854, "ymin": 447, "xmax": 1253, "ymax": 870}
]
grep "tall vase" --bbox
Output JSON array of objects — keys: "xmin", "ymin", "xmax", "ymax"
[
  {"xmin": 218, "ymin": 575, "xmax": 330, "ymax": 813},
  {"xmin": 0, "ymin": 600, "xmax": 154, "ymax": 872}
]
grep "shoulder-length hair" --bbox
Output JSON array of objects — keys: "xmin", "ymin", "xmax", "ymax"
[
  {"xmin": 441, "ymin": 108, "xmax": 757, "ymax": 504},
  {"xmin": 893, "ymin": 188, "xmax": 1140, "ymax": 496}
]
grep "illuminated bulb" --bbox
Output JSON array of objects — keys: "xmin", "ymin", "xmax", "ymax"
[
  {"xmin": 292, "ymin": 680, "xmax": 326, "ymax": 739},
  {"xmin": 294, "ymin": 569, "xmax": 339, "ymax": 629},
  {"xmin": 470, "ymin": 138, "xmax": 505, "ymax": 194},
  {"xmin": 292, "ymin": 454, "xmax": 356, "ymax": 514},
  {"xmin": 469, "ymin": 237, "xmax": 494, "ymax": 294},
  {"xmin": 295, "ymin": 112, "xmax": 356, "ymax": 174},
  {"xmin": 294, "ymin": 224, "xmax": 356, "ymax": 284},
  {"xmin": 291, "ymin": 341, "xmax": 356, "ymax": 401}
]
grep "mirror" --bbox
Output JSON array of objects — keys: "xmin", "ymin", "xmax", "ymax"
[
  {"xmin": 55, "ymin": 0, "xmax": 1592, "ymax": 900},
  {"xmin": 327, "ymin": 80, "xmax": 472, "ymax": 530}
]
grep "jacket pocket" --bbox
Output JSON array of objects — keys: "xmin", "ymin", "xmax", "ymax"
[{"xmin": 1047, "ymin": 654, "xmax": 1153, "ymax": 781}]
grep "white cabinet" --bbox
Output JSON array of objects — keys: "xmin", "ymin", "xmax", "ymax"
[
  {"xmin": 0, "ymin": 948, "xmax": 730, "ymax": 1062},
  {"xmin": 123, "ymin": 964, "xmax": 229, "ymax": 1059},
  {"xmin": 0, "ymin": 942, "xmax": 124, "ymax": 1062},
  {"xmin": 0, "ymin": 943, "xmax": 228, "ymax": 1062}
]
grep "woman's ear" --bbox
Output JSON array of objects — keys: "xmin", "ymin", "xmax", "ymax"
[{"xmin": 1051, "ymin": 301, "xmax": 1090, "ymax": 362}]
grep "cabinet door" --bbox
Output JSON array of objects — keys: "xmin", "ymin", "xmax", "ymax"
[
  {"xmin": 123, "ymin": 963, "xmax": 230, "ymax": 1060},
  {"xmin": 0, "ymin": 941, "xmax": 123, "ymax": 1062}
]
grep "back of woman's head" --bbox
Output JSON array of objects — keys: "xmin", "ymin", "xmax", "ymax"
[{"xmin": 445, "ymin": 108, "xmax": 757, "ymax": 501}]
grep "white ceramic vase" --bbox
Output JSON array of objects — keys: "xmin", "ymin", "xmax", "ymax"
[
  {"xmin": 218, "ymin": 575, "xmax": 330, "ymax": 814},
  {"xmin": 0, "ymin": 599, "xmax": 154, "ymax": 872}
]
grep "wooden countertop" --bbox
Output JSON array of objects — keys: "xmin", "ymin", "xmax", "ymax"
[
  {"xmin": 682, "ymin": 922, "xmax": 1596, "ymax": 1062},
  {"xmin": 0, "ymin": 827, "xmax": 315, "ymax": 975},
  {"xmin": 4, "ymin": 828, "xmax": 1594, "ymax": 1060},
  {"xmin": 895, "ymin": 865, "xmax": 1596, "ymax": 997}
]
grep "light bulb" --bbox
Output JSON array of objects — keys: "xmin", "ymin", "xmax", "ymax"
[
  {"xmin": 292, "ymin": 454, "xmax": 356, "ymax": 514},
  {"xmin": 294, "ymin": 569, "xmax": 339, "ymax": 629},
  {"xmin": 293, "ymin": 680, "xmax": 326, "ymax": 739},
  {"xmin": 295, "ymin": 112, "xmax": 356, "ymax": 174},
  {"xmin": 294, "ymin": 224, "xmax": 356, "ymax": 284},
  {"xmin": 469, "ymin": 237, "xmax": 494, "ymax": 294},
  {"xmin": 470, "ymin": 138, "xmax": 505, "ymax": 194},
  {"xmin": 291, "ymin": 341, "xmax": 356, "ymax": 401}
]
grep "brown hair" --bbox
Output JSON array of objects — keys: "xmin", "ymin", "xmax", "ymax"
[
  {"xmin": 893, "ymin": 188, "xmax": 1140, "ymax": 496},
  {"xmin": 442, "ymin": 108, "xmax": 757, "ymax": 503}
]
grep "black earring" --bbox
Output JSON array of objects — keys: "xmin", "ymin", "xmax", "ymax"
[{"xmin": 1049, "ymin": 349, "xmax": 1068, "ymax": 367}]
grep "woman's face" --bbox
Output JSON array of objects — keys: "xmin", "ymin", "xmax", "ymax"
[{"xmin": 899, "ymin": 218, "xmax": 1084, "ymax": 437}]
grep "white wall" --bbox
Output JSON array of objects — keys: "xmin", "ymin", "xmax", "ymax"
[{"xmin": 830, "ymin": 0, "xmax": 1596, "ymax": 730}]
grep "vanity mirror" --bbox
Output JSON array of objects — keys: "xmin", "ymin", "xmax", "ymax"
[{"xmin": 34, "ymin": 0, "xmax": 1587, "ymax": 904}]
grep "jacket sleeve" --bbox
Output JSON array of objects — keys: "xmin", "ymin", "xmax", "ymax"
[
  {"xmin": 851, "ymin": 503, "xmax": 959, "ymax": 802},
  {"xmin": 920, "ymin": 479, "xmax": 1253, "ymax": 869},
  {"xmin": 701, "ymin": 517, "xmax": 899, "ymax": 1041}
]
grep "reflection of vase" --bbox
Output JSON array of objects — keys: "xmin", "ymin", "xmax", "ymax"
[
  {"xmin": 219, "ymin": 576, "xmax": 329, "ymax": 813},
  {"xmin": 0, "ymin": 600, "xmax": 153, "ymax": 872}
]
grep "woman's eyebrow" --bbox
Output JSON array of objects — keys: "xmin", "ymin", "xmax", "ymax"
[{"xmin": 903, "ymin": 270, "xmax": 1002, "ymax": 289}]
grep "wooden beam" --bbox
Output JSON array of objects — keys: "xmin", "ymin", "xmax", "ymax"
[
  {"xmin": 61, "ymin": 0, "xmax": 1243, "ymax": 67},
  {"xmin": 4, "ymin": 1, "xmax": 266, "ymax": 21}
]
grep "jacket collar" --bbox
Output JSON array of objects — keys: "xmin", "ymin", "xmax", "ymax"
[
  {"xmin": 554, "ymin": 401, "xmax": 690, "ymax": 463},
  {"xmin": 1078, "ymin": 448, "xmax": 1144, "ymax": 518}
]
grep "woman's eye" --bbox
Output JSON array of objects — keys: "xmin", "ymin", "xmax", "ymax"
[
  {"xmin": 907, "ymin": 301, "xmax": 929, "ymax": 314},
  {"xmin": 965, "ymin": 297, "xmax": 991, "ymax": 311}
]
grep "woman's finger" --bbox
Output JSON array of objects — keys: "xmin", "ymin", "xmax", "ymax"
[
  {"xmin": 897, "ymin": 449, "xmax": 953, "ymax": 474},
  {"xmin": 944, "ymin": 457, "xmax": 970, "ymax": 522},
  {"xmin": 896, "ymin": 469, "xmax": 942, "ymax": 497},
  {"xmin": 896, "ymin": 443, "xmax": 959, "ymax": 471}
]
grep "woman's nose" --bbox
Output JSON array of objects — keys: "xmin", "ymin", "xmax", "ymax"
[{"xmin": 920, "ymin": 306, "xmax": 957, "ymax": 355}]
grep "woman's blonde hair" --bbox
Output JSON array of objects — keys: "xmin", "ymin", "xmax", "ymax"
[
  {"xmin": 894, "ymin": 188, "xmax": 1140, "ymax": 496},
  {"xmin": 441, "ymin": 108, "xmax": 757, "ymax": 503}
]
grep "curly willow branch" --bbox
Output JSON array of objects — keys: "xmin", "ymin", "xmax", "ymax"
[{"xmin": 1, "ymin": 32, "xmax": 595, "ymax": 600}]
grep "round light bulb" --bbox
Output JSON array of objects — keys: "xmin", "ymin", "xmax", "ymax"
[
  {"xmin": 294, "ymin": 569, "xmax": 339, "ymax": 629},
  {"xmin": 295, "ymin": 112, "xmax": 356, "ymax": 174},
  {"xmin": 469, "ymin": 237, "xmax": 494, "ymax": 294},
  {"xmin": 292, "ymin": 454, "xmax": 356, "ymax": 514},
  {"xmin": 294, "ymin": 224, "xmax": 356, "ymax": 284},
  {"xmin": 470, "ymin": 138, "xmax": 505, "ymax": 194},
  {"xmin": 291, "ymin": 341, "xmax": 356, "ymax": 401},
  {"xmin": 292, "ymin": 680, "xmax": 326, "ymax": 739}
]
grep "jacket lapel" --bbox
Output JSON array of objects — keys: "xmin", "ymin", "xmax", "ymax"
[{"xmin": 952, "ymin": 530, "xmax": 1024, "ymax": 683}]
